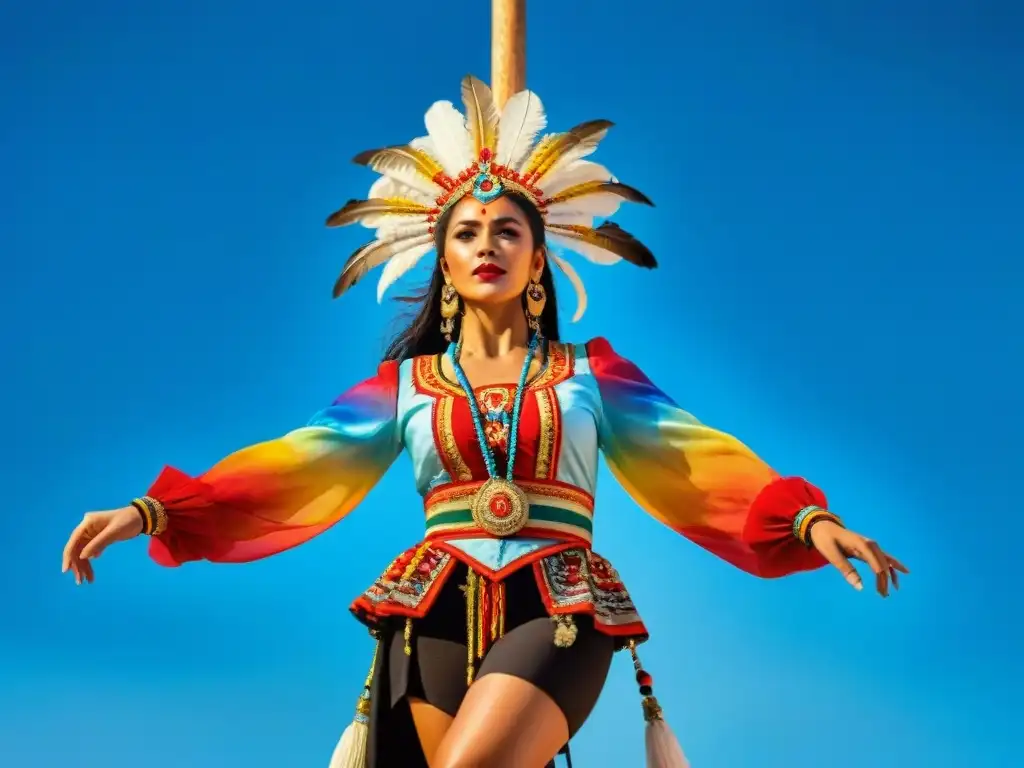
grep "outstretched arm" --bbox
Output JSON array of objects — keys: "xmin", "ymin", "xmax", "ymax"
[
  {"xmin": 64, "ymin": 361, "xmax": 402, "ymax": 574},
  {"xmin": 589, "ymin": 337, "xmax": 903, "ymax": 588}
]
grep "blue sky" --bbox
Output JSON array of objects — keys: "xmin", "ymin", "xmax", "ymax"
[{"xmin": 1, "ymin": 1, "xmax": 1019, "ymax": 766}]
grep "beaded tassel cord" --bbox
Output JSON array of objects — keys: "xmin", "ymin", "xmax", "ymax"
[
  {"xmin": 628, "ymin": 640, "xmax": 689, "ymax": 768},
  {"xmin": 328, "ymin": 640, "xmax": 381, "ymax": 768},
  {"xmin": 449, "ymin": 331, "xmax": 542, "ymax": 480}
]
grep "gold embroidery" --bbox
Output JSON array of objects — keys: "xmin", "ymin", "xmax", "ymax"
[
  {"xmin": 412, "ymin": 342, "xmax": 575, "ymax": 399},
  {"xmin": 413, "ymin": 344, "xmax": 574, "ymax": 484},
  {"xmin": 534, "ymin": 387, "xmax": 559, "ymax": 480},
  {"xmin": 413, "ymin": 354, "xmax": 460, "ymax": 398},
  {"xmin": 436, "ymin": 396, "xmax": 472, "ymax": 481},
  {"xmin": 531, "ymin": 341, "xmax": 574, "ymax": 389}
]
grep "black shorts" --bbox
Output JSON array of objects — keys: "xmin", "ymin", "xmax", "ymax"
[{"xmin": 386, "ymin": 562, "xmax": 614, "ymax": 737}]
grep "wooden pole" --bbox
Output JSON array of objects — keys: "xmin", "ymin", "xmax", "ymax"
[{"xmin": 491, "ymin": 0, "xmax": 526, "ymax": 109}]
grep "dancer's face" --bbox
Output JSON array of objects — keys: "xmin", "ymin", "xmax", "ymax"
[{"xmin": 440, "ymin": 194, "xmax": 544, "ymax": 309}]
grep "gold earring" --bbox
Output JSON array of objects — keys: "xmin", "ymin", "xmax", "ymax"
[
  {"xmin": 525, "ymin": 274, "xmax": 546, "ymax": 333},
  {"xmin": 440, "ymin": 277, "xmax": 460, "ymax": 342}
]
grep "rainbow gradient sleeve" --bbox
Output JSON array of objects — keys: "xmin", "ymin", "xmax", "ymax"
[
  {"xmin": 145, "ymin": 361, "xmax": 402, "ymax": 566},
  {"xmin": 587, "ymin": 338, "xmax": 828, "ymax": 578}
]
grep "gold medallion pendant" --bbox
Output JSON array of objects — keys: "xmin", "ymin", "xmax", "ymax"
[{"xmin": 472, "ymin": 477, "xmax": 530, "ymax": 537}]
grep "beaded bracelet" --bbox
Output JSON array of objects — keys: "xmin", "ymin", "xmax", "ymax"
[
  {"xmin": 130, "ymin": 496, "xmax": 168, "ymax": 536},
  {"xmin": 792, "ymin": 505, "xmax": 842, "ymax": 547}
]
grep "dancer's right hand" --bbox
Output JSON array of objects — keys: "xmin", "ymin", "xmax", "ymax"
[{"xmin": 62, "ymin": 506, "xmax": 144, "ymax": 585}]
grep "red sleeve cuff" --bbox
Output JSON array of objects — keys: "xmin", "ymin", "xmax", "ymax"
[
  {"xmin": 742, "ymin": 476, "xmax": 830, "ymax": 577},
  {"xmin": 145, "ymin": 465, "xmax": 215, "ymax": 510},
  {"xmin": 144, "ymin": 465, "xmax": 223, "ymax": 567}
]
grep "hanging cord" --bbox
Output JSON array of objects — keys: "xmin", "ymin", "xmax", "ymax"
[{"xmin": 463, "ymin": 568, "xmax": 509, "ymax": 684}]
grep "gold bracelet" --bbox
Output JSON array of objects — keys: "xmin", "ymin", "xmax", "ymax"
[
  {"xmin": 798, "ymin": 510, "xmax": 842, "ymax": 546},
  {"xmin": 148, "ymin": 496, "xmax": 168, "ymax": 536},
  {"xmin": 131, "ymin": 496, "xmax": 168, "ymax": 536},
  {"xmin": 131, "ymin": 499, "xmax": 153, "ymax": 535}
]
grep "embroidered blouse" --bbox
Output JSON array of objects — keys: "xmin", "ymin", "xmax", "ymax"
[{"xmin": 142, "ymin": 337, "xmax": 828, "ymax": 586}]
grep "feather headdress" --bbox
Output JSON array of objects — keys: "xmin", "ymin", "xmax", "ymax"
[{"xmin": 326, "ymin": 75, "xmax": 655, "ymax": 321}]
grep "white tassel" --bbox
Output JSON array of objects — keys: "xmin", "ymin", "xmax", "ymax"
[
  {"xmin": 328, "ymin": 640, "xmax": 380, "ymax": 768},
  {"xmin": 642, "ymin": 698, "xmax": 690, "ymax": 768},
  {"xmin": 328, "ymin": 700, "xmax": 369, "ymax": 768},
  {"xmin": 629, "ymin": 640, "xmax": 691, "ymax": 768}
]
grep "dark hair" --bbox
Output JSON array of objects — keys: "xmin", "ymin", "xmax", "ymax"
[{"xmin": 382, "ymin": 192, "xmax": 560, "ymax": 362}]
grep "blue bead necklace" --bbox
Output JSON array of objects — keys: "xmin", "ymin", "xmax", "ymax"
[{"xmin": 447, "ymin": 331, "xmax": 543, "ymax": 537}]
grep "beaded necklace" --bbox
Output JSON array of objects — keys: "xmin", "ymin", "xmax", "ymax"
[{"xmin": 447, "ymin": 331, "xmax": 542, "ymax": 537}]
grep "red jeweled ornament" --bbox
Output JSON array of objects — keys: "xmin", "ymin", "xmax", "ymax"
[
  {"xmin": 489, "ymin": 492, "xmax": 512, "ymax": 518},
  {"xmin": 472, "ymin": 477, "xmax": 529, "ymax": 537}
]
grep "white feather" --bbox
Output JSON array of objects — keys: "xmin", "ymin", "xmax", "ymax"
[
  {"xmin": 361, "ymin": 178, "xmax": 434, "ymax": 228},
  {"xmin": 376, "ymin": 240, "xmax": 435, "ymax": 302},
  {"xmin": 538, "ymin": 129, "xmax": 610, "ymax": 186},
  {"xmin": 374, "ymin": 220, "xmax": 431, "ymax": 243},
  {"xmin": 541, "ymin": 161, "xmax": 614, "ymax": 197},
  {"xmin": 461, "ymin": 75, "xmax": 500, "ymax": 156},
  {"xmin": 364, "ymin": 152, "xmax": 439, "ymax": 198},
  {"xmin": 544, "ymin": 210, "xmax": 596, "ymax": 227},
  {"xmin": 409, "ymin": 135, "xmax": 437, "ymax": 156},
  {"xmin": 550, "ymin": 251, "xmax": 588, "ymax": 322},
  {"xmin": 496, "ymin": 90, "xmax": 547, "ymax": 170},
  {"xmin": 366, "ymin": 177, "xmax": 434, "ymax": 207},
  {"xmin": 547, "ymin": 231, "xmax": 622, "ymax": 266},
  {"xmin": 368, "ymin": 176, "xmax": 434, "ymax": 206},
  {"xmin": 546, "ymin": 192, "xmax": 625, "ymax": 221},
  {"xmin": 359, "ymin": 209, "xmax": 426, "ymax": 231},
  {"xmin": 424, "ymin": 100, "xmax": 474, "ymax": 176}
]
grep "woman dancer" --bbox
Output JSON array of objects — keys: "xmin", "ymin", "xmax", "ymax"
[{"xmin": 62, "ymin": 76, "xmax": 907, "ymax": 768}]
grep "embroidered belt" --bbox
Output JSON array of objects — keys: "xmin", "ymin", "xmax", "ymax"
[{"xmin": 424, "ymin": 480, "xmax": 594, "ymax": 545}]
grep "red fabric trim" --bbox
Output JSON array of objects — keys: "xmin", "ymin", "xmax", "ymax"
[
  {"xmin": 349, "ymin": 555, "xmax": 458, "ymax": 623},
  {"xmin": 530, "ymin": 561, "xmax": 649, "ymax": 640},
  {"xmin": 533, "ymin": 560, "xmax": 558, "ymax": 613},
  {"xmin": 591, "ymin": 620, "xmax": 649, "ymax": 639}
]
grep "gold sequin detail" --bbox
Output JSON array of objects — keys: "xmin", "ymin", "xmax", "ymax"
[{"xmin": 533, "ymin": 387, "xmax": 559, "ymax": 480}]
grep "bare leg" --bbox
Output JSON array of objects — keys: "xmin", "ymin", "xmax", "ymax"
[
  {"xmin": 432, "ymin": 673, "xmax": 569, "ymax": 768},
  {"xmin": 408, "ymin": 696, "xmax": 455, "ymax": 767}
]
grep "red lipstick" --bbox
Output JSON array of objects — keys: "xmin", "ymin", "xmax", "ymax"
[{"xmin": 473, "ymin": 263, "xmax": 506, "ymax": 282}]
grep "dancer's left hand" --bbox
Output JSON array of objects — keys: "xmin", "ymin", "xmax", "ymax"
[{"xmin": 809, "ymin": 520, "xmax": 909, "ymax": 596}]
